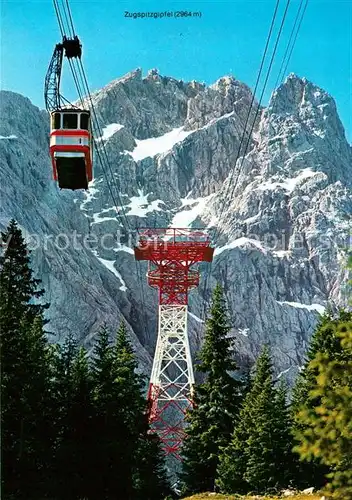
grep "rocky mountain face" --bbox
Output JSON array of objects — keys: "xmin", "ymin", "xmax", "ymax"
[{"xmin": 0, "ymin": 68, "xmax": 351, "ymax": 382}]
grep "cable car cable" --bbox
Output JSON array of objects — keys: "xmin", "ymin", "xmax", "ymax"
[
  {"xmin": 213, "ymin": 0, "xmax": 304, "ymax": 253},
  {"xmin": 52, "ymin": 0, "xmax": 131, "ymax": 232},
  {"xmin": 58, "ymin": 0, "xmax": 75, "ymax": 40},
  {"xmin": 53, "ymin": 0, "xmax": 150, "ymax": 343},
  {"xmin": 201, "ymin": 0, "xmax": 294, "ymax": 323},
  {"xmin": 202, "ymin": 0, "xmax": 304, "ymax": 324},
  {"xmin": 76, "ymin": 58, "xmax": 133, "ymax": 232},
  {"xmin": 67, "ymin": 59, "xmax": 85, "ymax": 108},
  {"xmin": 53, "ymin": 0, "xmax": 84, "ymax": 108},
  {"xmin": 51, "ymin": 0, "xmax": 133, "ymax": 232},
  {"xmin": 205, "ymin": 0, "xmax": 292, "ymax": 305},
  {"xmin": 217, "ymin": 0, "xmax": 292, "ymax": 232},
  {"xmin": 274, "ymin": 0, "xmax": 307, "ymax": 89},
  {"xmin": 51, "ymin": 1, "xmax": 83, "ymax": 110},
  {"xmin": 61, "ymin": 1, "xmax": 74, "ymax": 38},
  {"xmin": 134, "ymin": 221, "xmax": 151, "ymax": 345},
  {"xmin": 280, "ymin": 0, "xmax": 309, "ymax": 84},
  {"xmin": 211, "ymin": 0, "xmax": 283, "ymax": 247},
  {"xmin": 54, "ymin": 0, "xmax": 72, "ymax": 40},
  {"xmin": 200, "ymin": 0, "xmax": 285, "ymax": 320},
  {"xmin": 65, "ymin": 0, "xmax": 77, "ymax": 37},
  {"xmin": 274, "ymin": 0, "xmax": 304, "ymax": 89},
  {"xmin": 75, "ymin": 62, "xmax": 129, "ymax": 227},
  {"xmin": 51, "ymin": 0, "xmax": 149, "ymax": 313},
  {"xmin": 53, "ymin": 0, "xmax": 66, "ymax": 39}
]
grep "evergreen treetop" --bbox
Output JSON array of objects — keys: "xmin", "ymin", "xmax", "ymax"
[
  {"xmin": 180, "ymin": 284, "xmax": 243, "ymax": 496},
  {"xmin": 0, "ymin": 219, "xmax": 49, "ymax": 325},
  {"xmin": 197, "ymin": 283, "xmax": 238, "ymax": 377},
  {"xmin": 217, "ymin": 345, "xmax": 295, "ymax": 495},
  {"xmin": 291, "ymin": 309, "xmax": 352, "ymax": 489},
  {"xmin": 294, "ymin": 321, "xmax": 352, "ymax": 499}
]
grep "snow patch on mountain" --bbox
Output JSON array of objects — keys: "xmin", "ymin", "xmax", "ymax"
[
  {"xmin": 238, "ymin": 328, "xmax": 249, "ymax": 337},
  {"xmin": 92, "ymin": 212, "xmax": 118, "ymax": 225},
  {"xmin": 273, "ymin": 250, "xmax": 292, "ymax": 258},
  {"xmin": 277, "ymin": 301, "xmax": 326, "ymax": 314},
  {"xmin": 256, "ymin": 168, "xmax": 317, "ymax": 193},
  {"xmin": 243, "ymin": 213, "xmax": 261, "ymax": 224},
  {"xmin": 126, "ymin": 190, "xmax": 165, "ymax": 217},
  {"xmin": 127, "ymin": 127, "xmax": 194, "ymax": 161},
  {"xmin": 277, "ymin": 367, "xmax": 292, "ymax": 379},
  {"xmin": 79, "ymin": 178, "xmax": 104, "ymax": 212},
  {"xmin": 200, "ymin": 110, "xmax": 235, "ymax": 131},
  {"xmin": 92, "ymin": 212, "xmax": 117, "ymax": 224},
  {"xmin": 97, "ymin": 123, "xmax": 124, "ymax": 141},
  {"xmin": 214, "ymin": 237, "xmax": 267, "ymax": 256},
  {"xmin": 114, "ymin": 243, "xmax": 134, "ymax": 255},
  {"xmin": 170, "ymin": 194, "xmax": 215, "ymax": 228},
  {"xmin": 80, "ymin": 188, "xmax": 100, "ymax": 213},
  {"xmin": 188, "ymin": 311, "xmax": 204, "ymax": 323},
  {"xmin": 0, "ymin": 134, "xmax": 17, "ymax": 140},
  {"xmin": 93, "ymin": 251, "xmax": 127, "ymax": 291}
]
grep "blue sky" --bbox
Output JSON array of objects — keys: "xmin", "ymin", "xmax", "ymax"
[{"xmin": 1, "ymin": 0, "xmax": 351, "ymax": 142}]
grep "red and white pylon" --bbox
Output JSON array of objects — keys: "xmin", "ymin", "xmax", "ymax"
[{"xmin": 134, "ymin": 228, "xmax": 214, "ymax": 459}]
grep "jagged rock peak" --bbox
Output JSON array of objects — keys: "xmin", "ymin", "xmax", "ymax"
[
  {"xmin": 111, "ymin": 67, "xmax": 142, "ymax": 82},
  {"xmin": 262, "ymin": 74, "xmax": 351, "ymax": 180},
  {"xmin": 189, "ymin": 80, "xmax": 206, "ymax": 91},
  {"xmin": 91, "ymin": 68, "xmax": 143, "ymax": 98},
  {"xmin": 144, "ymin": 69, "xmax": 182, "ymax": 87},
  {"xmin": 121, "ymin": 67, "xmax": 143, "ymax": 81},
  {"xmin": 147, "ymin": 68, "xmax": 159, "ymax": 76},
  {"xmin": 184, "ymin": 73, "xmax": 256, "ymax": 130},
  {"xmin": 210, "ymin": 74, "xmax": 252, "ymax": 95},
  {"xmin": 97, "ymin": 67, "xmax": 187, "ymax": 93},
  {"xmin": 269, "ymin": 73, "xmax": 338, "ymax": 118},
  {"xmin": 211, "ymin": 74, "xmax": 240, "ymax": 87}
]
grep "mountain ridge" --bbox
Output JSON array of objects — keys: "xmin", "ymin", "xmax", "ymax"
[{"xmin": 0, "ymin": 70, "xmax": 351, "ymax": 383}]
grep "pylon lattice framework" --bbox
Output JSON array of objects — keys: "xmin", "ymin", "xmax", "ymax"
[{"xmin": 134, "ymin": 228, "xmax": 214, "ymax": 459}]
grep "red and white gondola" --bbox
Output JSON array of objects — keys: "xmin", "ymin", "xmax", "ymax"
[
  {"xmin": 45, "ymin": 36, "xmax": 93, "ymax": 190},
  {"xmin": 49, "ymin": 108, "xmax": 93, "ymax": 190}
]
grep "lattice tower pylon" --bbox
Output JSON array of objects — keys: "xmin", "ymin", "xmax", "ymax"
[{"xmin": 134, "ymin": 228, "xmax": 214, "ymax": 459}]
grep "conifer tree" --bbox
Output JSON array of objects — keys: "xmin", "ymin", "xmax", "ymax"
[
  {"xmin": 294, "ymin": 320, "xmax": 352, "ymax": 499},
  {"xmin": 1, "ymin": 220, "xmax": 53, "ymax": 499},
  {"xmin": 1, "ymin": 314, "xmax": 55, "ymax": 499},
  {"xmin": 217, "ymin": 346, "xmax": 295, "ymax": 495},
  {"xmin": 70, "ymin": 345, "xmax": 94, "ymax": 498},
  {"xmin": 114, "ymin": 321, "xmax": 147, "ymax": 499},
  {"xmin": 90, "ymin": 322, "xmax": 169, "ymax": 500},
  {"xmin": 0, "ymin": 219, "xmax": 49, "ymax": 334},
  {"xmin": 53, "ymin": 334, "xmax": 94, "ymax": 500},
  {"xmin": 133, "ymin": 420, "xmax": 171, "ymax": 500},
  {"xmin": 89, "ymin": 324, "xmax": 123, "ymax": 499},
  {"xmin": 115, "ymin": 321, "xmax": 170, "ymax": 500},
  {"xmin": 271, "ymin": 381, "xmax": 297, "ymax": 488},
  {"xmin": 180, "ymin": 284, "xmax": 243, "ymax": 495},
  {"xmin": 291, "ymin": 309, "xmax": 352, "ymax": 489}
]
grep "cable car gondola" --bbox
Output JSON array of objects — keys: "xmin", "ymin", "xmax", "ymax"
[
  {"xmin": 44, "ymin": 36, "xmax": 93, "ymax": 190},
  {"xmin": 49, "ymin": 108, "xmax": 93, "ymax": 190}
]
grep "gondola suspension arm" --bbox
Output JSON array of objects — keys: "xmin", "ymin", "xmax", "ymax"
[{"xmin": 44, "ymin": 35, "xmax": 82, "ymax": 112}]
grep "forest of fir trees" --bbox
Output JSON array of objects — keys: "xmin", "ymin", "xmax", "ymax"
[{"xmin": 1, "ymin": 219, "xmax": 351, "ymax": 500}]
